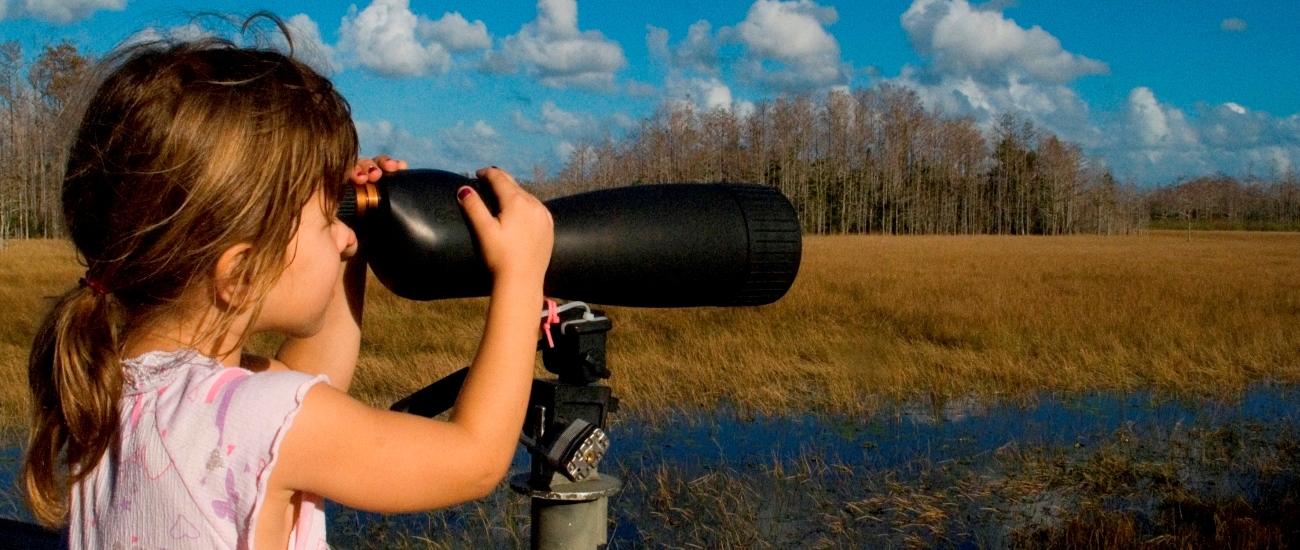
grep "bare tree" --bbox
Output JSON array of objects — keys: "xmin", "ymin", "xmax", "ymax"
[{"xmin": 0, "ymin": 41, "xmax": 90, "ymax": 242}]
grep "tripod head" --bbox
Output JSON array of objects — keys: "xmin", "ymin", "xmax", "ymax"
[{"xmin": 390, "ymin": 301, "xmax": 618, "ymax": 486}]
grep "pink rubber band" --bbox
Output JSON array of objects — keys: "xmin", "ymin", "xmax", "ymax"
[{"xmin": 541, "ymin": 299, "xmax": 560, "ymax": 348}]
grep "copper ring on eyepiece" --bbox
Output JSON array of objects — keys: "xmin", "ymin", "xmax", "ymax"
[{"xmin": 353, "ymin": 182, "xmax": 379, "ymax": 219}]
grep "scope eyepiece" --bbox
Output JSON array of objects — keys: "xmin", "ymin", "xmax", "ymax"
[{"xmin": 338, "ymin": 181, "xmax": 380, "ymax": 225}]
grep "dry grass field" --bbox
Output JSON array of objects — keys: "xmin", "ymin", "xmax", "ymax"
[{"xmin": 1, "ymin": 231, "xmax": 1298, "ymax": 431}]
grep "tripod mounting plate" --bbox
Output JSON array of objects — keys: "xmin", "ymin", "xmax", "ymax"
[{"xmin": 509, "ymin": 473, "xmax": 622, "ymax": 502}]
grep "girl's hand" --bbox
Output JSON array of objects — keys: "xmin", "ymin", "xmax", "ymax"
[
  {"xmin": 458, "ymin": 167, "xmax": 553, "ymax": 284},
  {"xmin": 350, "ymin": 154, "xmax": 408, "ymax": 184}
]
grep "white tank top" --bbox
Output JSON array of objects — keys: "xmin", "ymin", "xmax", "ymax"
[{"xmin": 69, "ymin": 349, "xmax": 329, "ymax": 550}]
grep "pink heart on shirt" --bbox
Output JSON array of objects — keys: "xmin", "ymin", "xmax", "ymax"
[
  {"xmin": 128, "ymin": 444, "xmax": 172, "ymax": 481},
  {"xmin": 170, "ymin": 515, "xmax": 200, "ymax": 540}
]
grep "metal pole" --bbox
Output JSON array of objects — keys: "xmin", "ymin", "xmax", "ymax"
[{"xmin": 512, "ymin": 472, "xmax": 621, "ymax": 549}]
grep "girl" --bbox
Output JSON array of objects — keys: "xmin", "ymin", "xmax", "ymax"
[{"xmin": 21, "ymin": 22, "xmax": 553, "ymax": 550}]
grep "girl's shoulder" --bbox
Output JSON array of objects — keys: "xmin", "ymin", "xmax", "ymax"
[
  {"xmin": 124, "ymin": 349, "xmax": 329, "ymax": 433},
  {"xmin": 123, "ymin": 349, "xmax": 326, "ymax": 392},
  {"xmin": 122, "ymin": 348, "xmax": 329, "ymax": 485}
]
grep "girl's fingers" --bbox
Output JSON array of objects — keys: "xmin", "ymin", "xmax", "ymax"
[
  {"xmin": 456, "ymin": 186, "xmax": 496, "ymax": 239},
  {"xmin": 354, "ymin": 156, "xmax": 407, "ymax": 183},
  {"xmin": 373, "ymin": 155, "xmax": 406, "ymax": 171},
  {"xmin": 463, "ymin": 166, "xmax": 552, "ymax": 279},
  {"xmin": 475, "ymin": 166, "xmax": 522, "ymax": 203},
  {"xmin": 351, "ymin": 158, "xmax": 378, "ymax": 183}
]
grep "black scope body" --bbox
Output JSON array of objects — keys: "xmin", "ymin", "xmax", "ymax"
[{"xmin": 337, "ymin": 169, "xmax": 802, "ymax": 307}]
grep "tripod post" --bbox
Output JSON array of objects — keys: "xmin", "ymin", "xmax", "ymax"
[{"xmin": 510, "ymin": 304, "xmax": 621, "ymax": 549}]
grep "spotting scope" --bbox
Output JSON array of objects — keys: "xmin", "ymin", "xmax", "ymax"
[{"xmin": 337, "ymin": 169, "xmax": 801, "ymax": 307}]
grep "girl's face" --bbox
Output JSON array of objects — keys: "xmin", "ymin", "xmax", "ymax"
[{"xmin": 255, "ymin": 190, "xmax": 356, "ymax": 337}]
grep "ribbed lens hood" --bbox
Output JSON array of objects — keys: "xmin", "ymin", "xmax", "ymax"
[{"xmin": 344, "ymin": 169, "xmax": 801, "ymax": 307}]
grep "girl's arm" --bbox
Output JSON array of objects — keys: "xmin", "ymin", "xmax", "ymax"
[
  {"xmin": 268, "ymin": 167, "xmax": 554, "ymax": 512},
  {"xmin": 274, "ymin": 155, "xmax": 406, "ymax": 392}
]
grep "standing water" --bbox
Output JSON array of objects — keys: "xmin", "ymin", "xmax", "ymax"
[{"xmin": 5, "ymin": 384, "xmax": 1300, "ymax": 546}]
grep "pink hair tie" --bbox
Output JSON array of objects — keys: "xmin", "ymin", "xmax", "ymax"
[{"xmin": 80, "ymin": 275, "xmax": 110, "ymax": 296}]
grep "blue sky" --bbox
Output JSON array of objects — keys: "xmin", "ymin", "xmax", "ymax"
[{"xmin": 2, "ymin": 0, "xmax": 1297, "ymax": 185}]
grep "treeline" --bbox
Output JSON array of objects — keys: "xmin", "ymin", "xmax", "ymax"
[
  {"xmin": 0, "ymin": 41, "xmax": 89, "ymax": 242},
  {"xmin": 1147, "ymin": 173, "xmax": 1300, "ymax": 231},
  {"xmin": 541, "ymin": 85, "xmax": 1147, "ymax": 235},
  {"xmin": 3, "ymin": 39, "xmax": 1298, "ymax": 241}
]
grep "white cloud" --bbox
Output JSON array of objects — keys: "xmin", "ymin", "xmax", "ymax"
[
  {"xmin": 284, "ymin": 14, "xmax": 339, "ymax": 75},
  {"xmin": 513, "ymin": 101, "xmax": 634, "ymax": 144},
  {"xmin": 647, "ymin": 26, "xmax": 669, "ymax": 61},
  {"xmin": 610, "ymin": 113, "xmax": 637, "ymax": 131},
  {"xmin": 1201, "ymin": 103, "xmax": 1269, "ymax": 150},
  {"xmin": 734, "ymin": 100, "xmax": 757, "ymax": 121},
  {"xmin": 723, "ymin": 0, "xmax": 847, "ymax": 91},
  {"xmin": 1106, "ymin": 88, "xmax": 1208, "ymax": 180},
  {"xmin": 338, "ymin": 0, "xmax": 489, "ymax": 78},
  {"xmin": 1, "ymin": 0, "xmax": 124, "ymax": 24},
  {"xmin": 441, "ymin": 120, "xmax": 504, "ymax": 166},
  {"xmin": 554, "ymin": 140, "xmax": 577, "ymax": 163},
  {"xmin": 648, "ymin": 20, "xmax": 719, "ymax": 74},
  {"xmin": 625, "ymin": 80, "xmax": 658, "ymax": 97},
  {"xmin": 885, "ymin": 0, "xmax": 1108, "ymax": 151},
  {"xmin": 356, "ymin": 118, "xmax": 505, "ymax": 174},
  {"xmin": 121, "ymin": 23, "xmax": 213, "ymax": 47},
  {"xmin": 357, "ymin": 119, "xmax": 437, "ymax": 164},
  {"xmin": 1220, "ymin": 18, "xmax": 1248, "ymax": 32},
  {"xmin": 889, "ymin": 66, "xmax": 1101, "ymax": 150},
  {"xmin": 484, "ymin": 0, "xmax": 626, "ymax": 91},
  {"xmin": 418, "ymin": 12, "xmax": 491, "ymax": 52},
  {"xmin": 514, "ymin": 101, "xmax": 590, "ymax": 135},
  {"xmin": 1125, "ymin": 87, "xmax": 1196, "ymax": 149},
  {"xmin": 667, "ymin": 76, "xmax": 736, "ymax": 112},
  {"xmin": 902, "ymin": 0, "xmax": 1107, "ymax": 85},
  {"xmin": 1092, "ymin": 88, "xmax": 1300, "ymax": 181}
]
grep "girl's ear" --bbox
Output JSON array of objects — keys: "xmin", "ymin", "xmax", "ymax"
[{"xmin": 214, "ymin": 243, "xmax": 254, "ymax": 308}]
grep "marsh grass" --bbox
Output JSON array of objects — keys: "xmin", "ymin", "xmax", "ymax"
[
  {"xmin": 0, "ymin": 240, "xmax": 83, "ymax": 439},
  {"xmin": 609, "ymin": 419, "xmax": 1300, "ymax": 548},
  {"xmin": 324, "ymin": 485, "xmax": 530, "ymax": 549},
  {"xmin": 317, "ymin": 417, "xmax": 1300, "ymax": 548},
  {"xmin": 1148, "ymin": 218, "xmax": 1300, "ymax": 233},
  {"xmin": 2, "ymin": 229, "xmax": 1299, "ymax": 549},
  {"xmin": 602, "ymin": 230, "xmax": 1300, "ymax": 418},
  {"xmin": 2, "ymin": 231, "xmax": 1299, "ymax": 429}
]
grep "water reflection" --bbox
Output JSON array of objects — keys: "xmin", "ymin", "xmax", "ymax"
[
  {"xmin": 3, "ymin": 384, "xmax": 1299, "ymax": 544},
  {"xmin": 610, "ymin": 384, "xmax": 1300, "ymax": 472}
]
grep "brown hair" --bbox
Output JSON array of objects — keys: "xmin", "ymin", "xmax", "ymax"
[{"xmin": 21, "ymin": 17, "xmax": 359, "ymax": 526}]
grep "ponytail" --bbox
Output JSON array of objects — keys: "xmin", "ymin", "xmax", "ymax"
[{"xmin": 21, "ymin": 282, "xmax": 124, "ymax": 526}]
